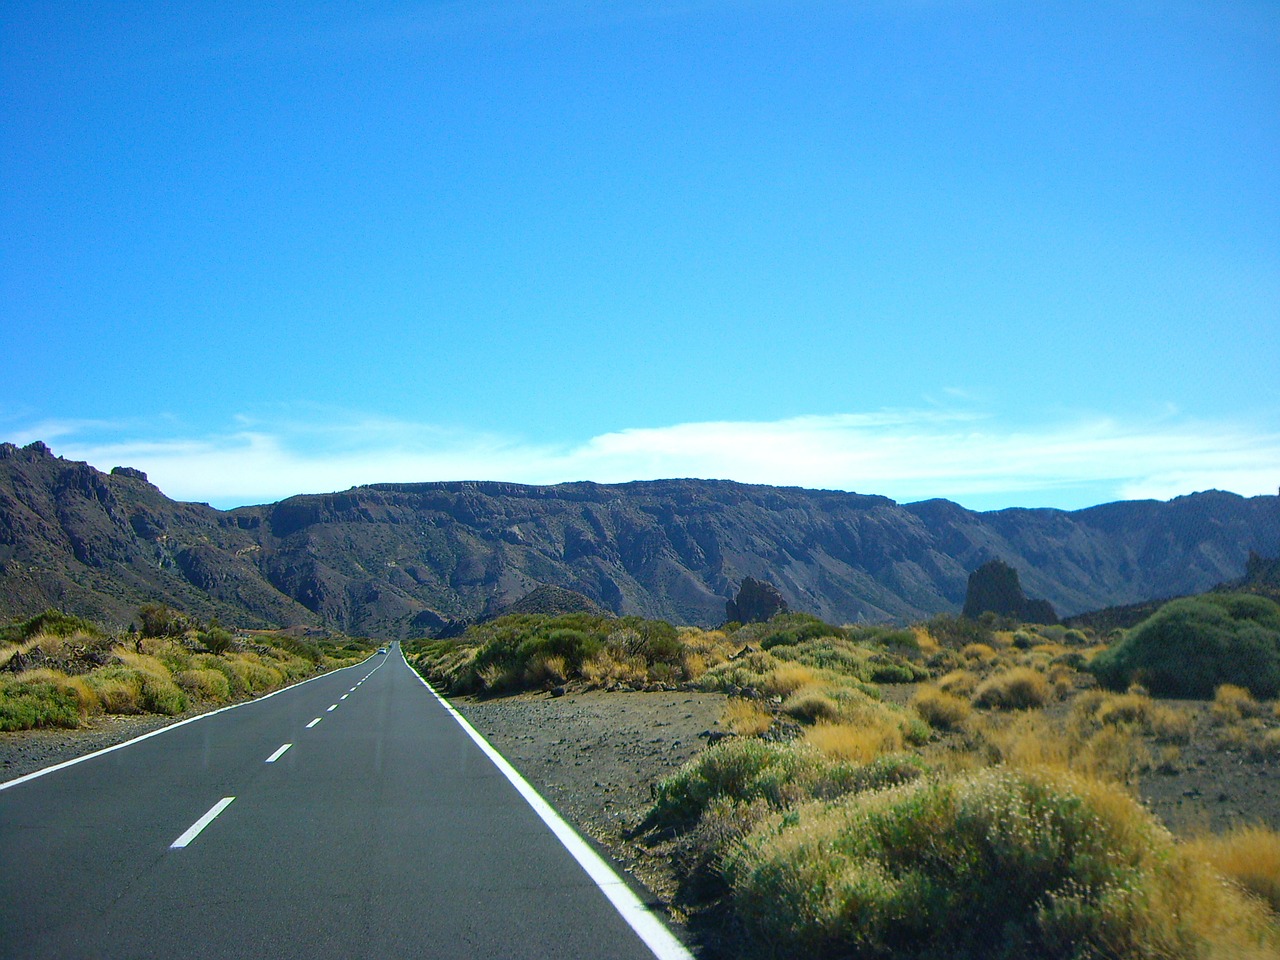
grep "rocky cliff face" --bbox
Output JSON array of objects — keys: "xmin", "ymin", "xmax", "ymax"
[{"xmin": 1, "ymin": 441, "xmax": 1277, "ymax": 638}]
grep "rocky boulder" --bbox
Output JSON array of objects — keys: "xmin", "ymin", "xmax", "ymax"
[{"xmin": 726, "ymin": 577, "xmax": 790, "ymax": 624}]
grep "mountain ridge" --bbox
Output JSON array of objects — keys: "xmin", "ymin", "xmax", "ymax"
[{"xmin": 2, "ymin": 440, "xmax": 1276, "ymax": 638}]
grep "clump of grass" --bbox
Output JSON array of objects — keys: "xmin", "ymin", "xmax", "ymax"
[
  {"xmin": 780, "ymin": 688, "xmax": 840, "ymax": 723},
  {"xmin": 722, "ymin": 766, "xmax": 1279, "ymax": 959},
  {"xmin": 911, "ymin": 685, "xmax": 973, "ymax": 731},
  {"xmin": 722, "ymin": 699, "xmax": 773, "ymax": 737},
  {"xmin": 1186, "ymin": 824, "xmax": 1280, "ymax": 913},
  {"xmin": 971, "ymin": 666, "xmax": 1051, "ymax": 710},
  {"xmin": 1248, "ymin": 728, "xmax": 1280, "ymax": 761}
]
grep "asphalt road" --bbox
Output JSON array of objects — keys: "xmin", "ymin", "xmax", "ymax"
[{"xmin": 0, "ymin": 645, "xmax": 692, "ymax": 959}]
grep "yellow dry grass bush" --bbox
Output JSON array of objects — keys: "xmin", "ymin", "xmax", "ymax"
[
  {"xmin": 762, "ymin": 662, "xmax": 821, "ymax": 697},
  {"xmin": 1033, "ymin": 642, "xmax": 1066, "ymax": 657},
  {"xmin": 961, "ymin": 642, "xmax": 997, "ymax": 663},
  {"xmin": 937, "ymin": 668, "xmax": 978, "ymax": 697},
  {"xmin": 971, "ymin": 666, "xmax": 1052, "ymax": 710},
  {"xmin": 722, "ymin": 699, "xmax": 773, "ymax": 737},
  {"xmin": 683, "ymin": 651, "xmax": 708, "ymax": 681},
  {"xmin": 1186, "ymin": 824, "xmax": 1280, "ymax": 914},
  {"xmin": 524, "ymin": 653, "xmax": 568, "ymax": 687},
  {"xmin": 224, "ymin": 653, "xmax": 284, "ymax": 693},
  {"xmin": 911, "ymin": 685, "xmax": 973, "ymax": 731},
  {"xmin": 175, "ymin": 668, "xmax": 231, "ymax": 701},
  {"xmin": 781, "ymin": 687, "xmax": 840, "ymax": 723},
  {"xmin": 911, "ymin": 625, "xmax": 939, "ymax": 656},
  {"xmin": 113, "ymin": 648, "xmax": 174, "ymax": 682},
  {"xmin": 85, "ymin": 670, "xmax": 143, "ymax": 713},
  {"xmin": 1077, "ymin": 689, "xmax": 1197, "ymax": 743},
  {"xmin": 804, "ymin": 718, "xmax": 903, "ymax": 762},
  {"xmin": 579, "ymin": 649, "xmax": 648, "ymax": 687},
  {"xmin": 1214, "ymin": 683, "xmax": 1268, "ymax": 723},
  {"xmin": 979, "ymin": 710, "xmax": 1152, "ymax": 785}
]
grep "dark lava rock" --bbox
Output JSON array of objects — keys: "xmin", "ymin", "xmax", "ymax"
[{"xmin": 726, "ymin": 577, "xmax": 789, "ymax": 624}]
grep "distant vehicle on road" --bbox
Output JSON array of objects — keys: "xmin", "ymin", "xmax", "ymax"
[{"xmin": 377, "ymin": 647, "xmax": 388, "ymax": 654}]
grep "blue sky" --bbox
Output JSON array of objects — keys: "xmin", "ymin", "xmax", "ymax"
[{"xmin": 3, "ymin": 1, "xmax": 1277, "ymax": 510}]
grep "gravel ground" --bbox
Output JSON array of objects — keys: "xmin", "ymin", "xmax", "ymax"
[{"xmin": 0, "ymin": 713, "xmax": 190, "ymax": 783}]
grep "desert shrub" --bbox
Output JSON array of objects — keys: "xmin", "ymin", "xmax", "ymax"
[
  {"xmin": 0, "ymin": 609, "xmax": 101, "ymax": 645},
  {"xmin": 1187, "ymin": 824, "xmax": 1280, "ymax": 914},
  {"xmin": 650, "ymin": 739, "xmax": 928, "ymax": 831},
  {"xmin": 924, "ymin": 612, "xmax": 994, "ymax": 648},
  {"xmin": 1090, "ymin": 594, "xmax": 1280, "ymax": 698},
  {"xmin": 199, "ymin": 627, "xmax": 234, "ymax": 655},
  {"xmin": 650, "ymin": 740, "xmax": 831, "ymax": 826},
  {"xmin": 972, "ymin": 667, "xmax": 1051, "ymax": 710},
  {"xmin": 722, "ymin": 766, "xmax": 1278, "ymax": 959},
  {"xmin": 137, "ymin": 603, "xmax": 190, "ymax": 639},
  {"xmin": 912, "ymin": 685, "xmax": 973, "ymax": 731}
]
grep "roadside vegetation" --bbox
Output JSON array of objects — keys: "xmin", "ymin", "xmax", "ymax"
[
  {"xmin": 409, "ymin": 595, "xmax": 1280, "ymax": 958},
  {"xmin": 0, "ymin": 605, "xmax": 374, "ymax": 732}
]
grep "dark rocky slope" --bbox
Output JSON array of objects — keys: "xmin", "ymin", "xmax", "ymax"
[{"xmin": 2, "ymin": 441, "xmax": 1277, "ymax": 638}]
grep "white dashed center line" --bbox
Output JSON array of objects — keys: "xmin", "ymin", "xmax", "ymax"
[
  {"xmin": 327, "ymin": 704, "xmax": 337, "ymax": 712},
  {"xmin": 171, "ymin": 797, "xmax": 235, "ymax": 849},
  {"xmin": 306, "ymin": 718, "xmax": 322, "ymax": 728},
  {"xmin": 265, "ymin": 743, "xmax": 292, "ymax": 763}
]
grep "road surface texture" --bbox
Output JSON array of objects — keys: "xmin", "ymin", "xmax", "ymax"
[{"xmin": 0, "ymin": 645, "xmax": 692, "ymax": 960}]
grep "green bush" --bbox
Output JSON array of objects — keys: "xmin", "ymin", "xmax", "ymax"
[
  {"xmin": 650, "ymin": 740, "xmax": 927, "ymax": 829},
  {"xmin": 0, "ymin": 679, "xmax": 80, "ymax": 731},
  {"xmin": 1090, "ymin": 594, "xmax": 1280, "ymax": 698},
  {"xmin": 0, "ymin": 609, "xmax": 102, "ymax": 645},
  {"xmin": 722, "ymin": 766, "xmax": 1275, "ymax": 959},
  {"xmin": 200, "ymin": 627, "xmax": 234, "ymax": 655}
]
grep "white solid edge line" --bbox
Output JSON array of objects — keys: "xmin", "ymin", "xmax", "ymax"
[
  {"xmin": 0, "ymin": 653, "xmax": 381, "ymax": 793},
  {"xmin": 171, "ymin": 796, "xmax": 235, "ymax": 848},
  {"xmin": 400, "ymin": 653, "xmax": 694, "ymax": 960},
  {"xmin": 265, "ymin": 743, "xmax": 293, "ymax": 763}
]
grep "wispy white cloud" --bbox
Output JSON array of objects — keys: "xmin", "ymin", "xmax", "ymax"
[{"xmin": 21, "ymin": 407, "xmax": 1280, "ymax": 511}]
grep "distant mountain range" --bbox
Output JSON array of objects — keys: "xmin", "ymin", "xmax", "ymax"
[{"xmin": 1, "ymin": 440, "xmax": 1276, "ymax": 638}]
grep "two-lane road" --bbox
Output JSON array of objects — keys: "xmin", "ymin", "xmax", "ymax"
[{"xmin": 0, "ymin": 645, "xmax": 691, "ymax": 959}]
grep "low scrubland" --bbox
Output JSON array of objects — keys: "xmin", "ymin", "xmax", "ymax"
[
  {"xmin": 410, "ymin": 597, "xmax": 1280, "ymax": 958},
  {"xmin": 0, "ymin": 606, "xmax": 374, "ymax": 732}
]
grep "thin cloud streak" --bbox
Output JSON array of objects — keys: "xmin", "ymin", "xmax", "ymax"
[{"xmin": 41, "ymin": 409, "xmax": 1280, "ymax": 511}]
